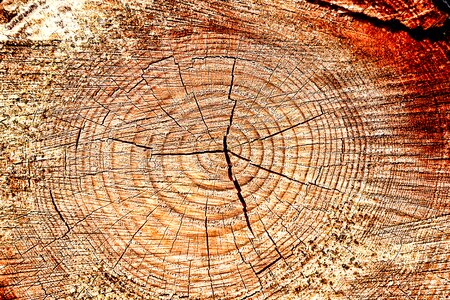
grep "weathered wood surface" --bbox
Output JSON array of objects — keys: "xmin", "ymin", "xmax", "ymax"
[
  {"xmin": 316, "ymin": 0, "xmax": 449, "ymax": 29},
  {"xmin": 0, "ymin": 0, "xmax": 449, "ymax": 299}
]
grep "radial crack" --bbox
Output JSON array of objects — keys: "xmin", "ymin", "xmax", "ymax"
[
  {"xmin": 227, "ymin": 99, "xmax": 238, "ymax": 136},
  {"xmin": 176, "ymin": 61, "xmax": 215, "ymax": 142},
  {"xmin": 255, "ymin": 256, "xmax": 282, "ymax": 275},
  {"xmin": 161, "ymin": 105, "xmax": 182, "ymax": 125},
  {"xmin": 74, "ymin": 124, "xmax": 84, "ymax": 151},
  {"xmin": 230, "ymin": 225, "xmax": 264, "ymax": 288},
  {"xmin": 192, "ymin": 91, "xmax": 215, "ymax": 142},
  {"xmin": 109, "ymin": 137, "xmax": 153, "ymax": 150},
  {"xmin": 223, "ymin": 135, "xmax": 254, "ymax": 236},
  {"xmin": 229, "ymin": 151, "xmax": 306, "ymax": 185},
  {"xmin": 242, "ymin": 113, "xmax": 324, "ymax": 147},
  {"xmin": 49, "ymin": 189, "xmax": 70, "ymax": 236},
  {"xmin": 143, "ymin": 77, "xmax": 199, "ymax": 140},
  {"xmin": 141, "ymin": 55, "xmax": 174, "ymax": 73},
  {"xmin": 114, "ymin": 205, "xmax": 159, "ymax": 269},
  {"xmin": 153, "ymin": 149, "xmax": 223, "ymax": 156},
  {"xmin": 228, "ymin": 58, "xmax": 236, "ymax": 100}
]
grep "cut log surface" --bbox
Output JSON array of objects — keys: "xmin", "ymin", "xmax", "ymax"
[{"xmin": 0, "ymin": 0, "xmax": 449, "ymax": 299}]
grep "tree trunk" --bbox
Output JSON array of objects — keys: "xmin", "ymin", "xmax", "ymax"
[{"xmin": 0, "ymin": 0, "xmax": 449, "ymax": 299}]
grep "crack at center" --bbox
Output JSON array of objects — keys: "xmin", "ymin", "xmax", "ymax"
[{"xmin": 223, "ymin": 134, "xmax": 255, "ymax": 237}]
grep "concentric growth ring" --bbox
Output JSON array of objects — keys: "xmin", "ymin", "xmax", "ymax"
[{"xmin": 36, "ymin": 34, "xmax": 368, "ymax": 298}]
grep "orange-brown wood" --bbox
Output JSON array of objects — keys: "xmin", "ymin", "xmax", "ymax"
[{"xmin": 0, "ymin": 0, "xmax": 449, "ymax": 299}]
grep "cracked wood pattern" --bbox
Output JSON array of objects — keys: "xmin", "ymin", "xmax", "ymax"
[
  {"xmin": 0, "ymin": 0, "xmax": 449, "ymax": 299},
  {"xmin": 314, "ymin": 0, "xmax": 449, "ymax": 29}
]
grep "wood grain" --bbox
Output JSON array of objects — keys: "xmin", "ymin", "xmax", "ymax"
[{"xmin": 0, "ymin": 0, "xmax": 449, "ymax": 299}]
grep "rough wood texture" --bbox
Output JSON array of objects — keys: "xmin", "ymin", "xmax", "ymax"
[
  {"xmin": 316, "ymin": 0, "xmax": 449, "ymax": 29},
  {"xmin": 0, "ymin": 0, "xmax": 449, "ymax": 299}
]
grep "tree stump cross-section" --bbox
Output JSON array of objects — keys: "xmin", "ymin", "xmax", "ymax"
[
  {"xmin": 0, "ymin": 0, "xmax": 449, "ymax": 299},
  {"xmin": 41, "ymin": 37, "xmax": 347, "ymax": 298}
]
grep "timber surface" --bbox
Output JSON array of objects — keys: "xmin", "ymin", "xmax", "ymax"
[{"xmin": 0, "ymin": 0, "xmax": 449, "ymax": 299}]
